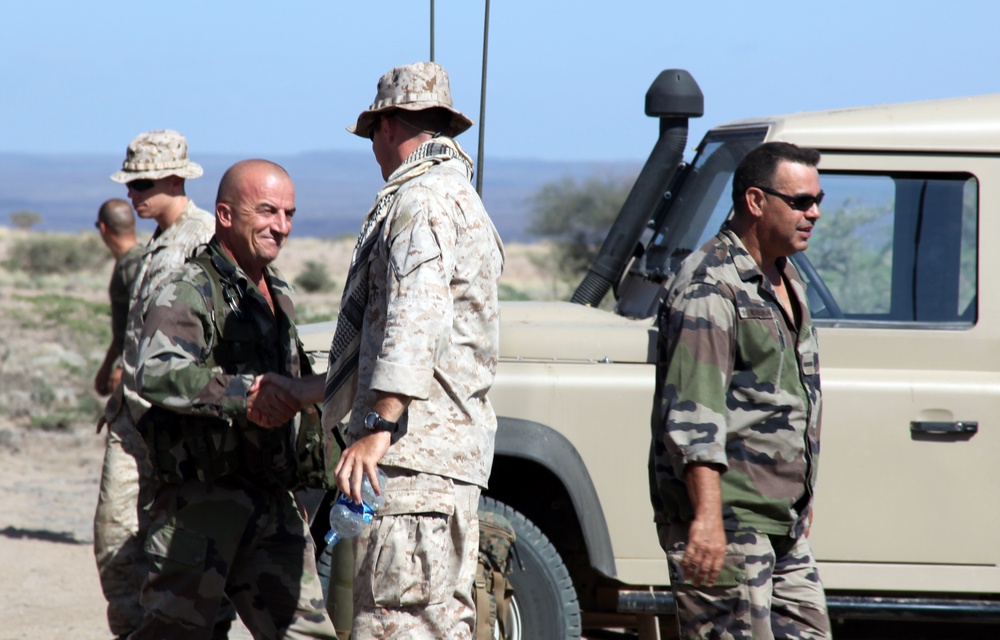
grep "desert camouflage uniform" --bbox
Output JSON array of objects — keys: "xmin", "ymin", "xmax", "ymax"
[
  {"xmin": 648, "ymin": 226, "xmax": 829, "ymax": 639},
  {"xmin": 130, "ymin": 238, "xmax": 337, "ymax": 639},
  {"xmin": 345, "ymin": 140, "xmax": 504, "ymax": 639},
  {"xmin": 94, "ymin": 200, "xmax": 214, "ymax": 637}
]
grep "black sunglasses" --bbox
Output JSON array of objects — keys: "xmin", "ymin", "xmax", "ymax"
[
  {"xmin": 367, "ymin": 117, "xmax": 381, "ymax": 141},
  {"xmin": 756, "ymin": 186, "xmax": 824, "ymax": 211},
  {"xmin": 127, "ymin": 179, "xmax": 156, "ymax": 192}
]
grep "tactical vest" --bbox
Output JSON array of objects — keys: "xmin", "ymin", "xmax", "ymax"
[{"xmin": 141, "ymin": 248, "xmax": 301, "ymax": 490}]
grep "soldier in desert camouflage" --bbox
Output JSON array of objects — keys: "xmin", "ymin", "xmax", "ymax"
[
  {"xmin": 130, "ymin": 159, "xmax": 337, "ymax": 639},
  {"xmin": 649, "ymin": 141, "xmax": 831, "ymax": 639},
  {"xmin": 322, "ymin": 61, "xmax": 505, "ymax": 639},
  {"xmin": 92, "ymin": 130, "xmax": 225, "ymax": 639}
]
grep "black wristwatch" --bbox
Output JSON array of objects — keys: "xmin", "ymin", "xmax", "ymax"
[{"xmin": 364, "ymin": 410, "xmax": 399, "ymax": 433}]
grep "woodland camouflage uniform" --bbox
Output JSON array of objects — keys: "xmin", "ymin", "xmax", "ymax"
[
  {"xmin": 130, "ymin": 238, "xmax": 337, "ymax": 639},
  {"xmin": 108, "ymin": 243, "xmax": 144, "ymax": 356},
  {"xmin": 649, "ymin": 225, "xmax": 829, "ymax": 639}
]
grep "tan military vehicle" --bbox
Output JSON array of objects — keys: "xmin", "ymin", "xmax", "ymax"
[{"xmin": 301, "ymin": 70, "xmax": 1000, "ymax": 638}]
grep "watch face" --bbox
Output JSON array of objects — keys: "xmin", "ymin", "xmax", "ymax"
[{"xmin": 365, "ymin": 410, "xmax": 396, "ymax": 432}]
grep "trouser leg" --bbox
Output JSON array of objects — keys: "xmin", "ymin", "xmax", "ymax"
[
  {"xmin": 130, "ymin": 482, "xmax": 249, "ymax": 640},
  {"xmin": 226, "ymin": 490, "xmax": 338, "ymax": 639},
  {"xmin": 131, "ymin": 481, "xmax": 335, "ymax": 640},
  {"xmin": 659, "ymin": 524, "xmax": 830, "ymax": 640},
  {"xmin": 769, "ymin": 535, "xmax": 830, "ymax": 639},
  {"xmin": 661, "ymin": 523, "xmax": 755, "ymax": 640},
  {"xmin": 352, "ymin": 468, "xmax": 480, "ymax": 640},
  {"xmin": 94, "ymin": 415, "xmax": 152, "ymax": 636}
]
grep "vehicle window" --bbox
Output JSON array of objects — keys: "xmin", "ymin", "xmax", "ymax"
[{"xmin": 795, "ymin": 172, "xmax": 978, "ymax": 328}]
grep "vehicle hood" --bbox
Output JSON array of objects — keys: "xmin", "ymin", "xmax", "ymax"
[
  {"xmin": 297, "ymin": 301, "xmax": 657, "ymax": 366},
  {"xmin": 499, "ymin": 301, "xmax": 656, "ymax": 364}
]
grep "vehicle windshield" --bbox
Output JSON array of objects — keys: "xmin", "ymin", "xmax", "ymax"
[{"xmin": 615, "ymin": 129, "xmax": 766, "ymax": 319}]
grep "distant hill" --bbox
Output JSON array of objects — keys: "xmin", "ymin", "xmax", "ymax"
[{"xmin": 0, "ymin": 151, "xmax": 639, "ymax": 243}]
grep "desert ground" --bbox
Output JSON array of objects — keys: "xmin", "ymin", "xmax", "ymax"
[{"xmin": 0, "ymin": 228, "xmax": 559, "ymax": 639}]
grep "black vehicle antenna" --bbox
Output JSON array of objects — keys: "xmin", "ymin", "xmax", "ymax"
[
  {"xmin": 429, "ymin": 1, "xmax": 490, "ymax": 197},
  {"xmin": 476, "ymin": 0, "xmax": 490, "ymax": 196}
]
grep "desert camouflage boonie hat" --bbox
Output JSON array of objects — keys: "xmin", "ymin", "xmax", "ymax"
[
  {"xmin": 109, "ymin": 129, "xmax": 204, "ymax": 183},
  {"xmin": 348, "ymin": 61, "xmax": 474, "ymax": 139}
]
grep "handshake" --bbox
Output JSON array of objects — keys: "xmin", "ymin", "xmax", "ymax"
[{"xmin": 246, "ymin": 372, "xmax": 325, "ymax": 428}]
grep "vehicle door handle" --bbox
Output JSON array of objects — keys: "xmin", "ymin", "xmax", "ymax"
[{"xmin": 910, "ymin": 421, "xmax": 978, "ymax": 434}]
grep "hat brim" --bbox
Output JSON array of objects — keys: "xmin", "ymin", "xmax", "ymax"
[
  {"xmin": 347, "ymin": 105, "xmax": 474, "ymax": 139},
  {"xmin": 109, "ymin": 162, "xmax": 204, "ymax": 184}
]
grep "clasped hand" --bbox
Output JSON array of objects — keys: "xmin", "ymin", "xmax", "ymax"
[{"xmin": 246, "ymin": 373, "xmax": 300, "ymax": 428}]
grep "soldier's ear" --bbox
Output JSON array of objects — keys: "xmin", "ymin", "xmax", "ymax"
[
  {"xmin": 745, "ymin": 187, "xmax": 767, "ymax": 220},
  {"xmin": 217, "ymin": 202, "xmax": 234, "ymax": 229}
]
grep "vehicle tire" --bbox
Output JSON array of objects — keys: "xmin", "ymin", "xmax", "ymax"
[{"xmin": 479, "ymin": 496, "xmax": 582, "ymax": 640}]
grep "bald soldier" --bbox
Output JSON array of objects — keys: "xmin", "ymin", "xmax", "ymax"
[
  {"xmin": 94, "ymin": 198, "xmax": 143, "ymax": 396},
  {"xmin": 130, "ymin": 160, "xmax": 337, "ymax": 639}
]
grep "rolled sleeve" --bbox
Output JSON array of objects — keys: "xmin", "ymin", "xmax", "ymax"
[{"xmin": 661, "ymin": 282, "xmax": 735, "ymax": 477}]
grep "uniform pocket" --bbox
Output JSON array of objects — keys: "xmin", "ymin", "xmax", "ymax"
[
  {"xmin": 144, "ymin": 523, "xmax": 208, "ymax": 575},
  {"xmin": 364, "ymin": 511, "xmax": 451, "ymax": 607},
  {"xmin": 735, "ymin": 303, "xmax": 783, "ymax": 388},
  {"xmin": 355, "ymin": 482, "xmax": 455, "ymax": 608},
  {"xmin": 667, "ymin": 550, "xmax": 751, "ymax": 638}
]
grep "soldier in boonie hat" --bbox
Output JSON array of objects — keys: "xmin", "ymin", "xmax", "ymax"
[
  {"xmin": 110, "ymin": 129, "xmax": 204, "ymax": 183},
  {"xmin": 329, "ymin": 59, "xmax": 504, "ymax": 639},
  {"xmin": 95, "ymin": 125, "xmax": 222, "ymax": 638},
  {"xmin": 347, "ymin": 61, "xmax": 473, "ymax": 139}
]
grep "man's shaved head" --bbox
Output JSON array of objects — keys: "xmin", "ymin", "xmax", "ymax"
[
  {"xmin": 216, "ymin": 159, "xmax": 291, "ymax": 207},
  {"xmin": 97, "ymin": 199, "xmax": 136, "ymax": 236},
  {"xmin": 214, "ymin": 159, "xmax": 296, "ymax": 278}
]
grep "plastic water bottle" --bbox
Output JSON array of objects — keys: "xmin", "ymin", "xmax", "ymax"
[{"xmin": 324, "ymin": 467, "xmax": 387, "ymax": 546}]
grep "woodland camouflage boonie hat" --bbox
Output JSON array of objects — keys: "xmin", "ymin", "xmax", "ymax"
[
  {"xmin": 109, "ymin": 129, "xmax": 204, "ymax": 183},
  {"xmin": 348, "ymin": 61, "xmax": 474, "ymax": 139}
]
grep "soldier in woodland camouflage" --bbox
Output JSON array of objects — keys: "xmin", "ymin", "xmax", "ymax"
[
  {"xmin": 92, "ymin": 130, "xmax": 225, "ymax": 639},
  {"xmin": 94, "ymin": 198, "xmax": 143, "ymax": 396},
  {"xmin": 649, "ymin": 142, "xmax": 831, "ymax": 639},
  {"xmin": 323, "ymin": 62, "xmax": 504, "ymax": 639},
  {"xmin": 131, "ymin": 159, "xmax": 337, "ymax": 639}
]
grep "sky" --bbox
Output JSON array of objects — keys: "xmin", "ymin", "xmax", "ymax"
[{"xmin": 1, "ymin": 1, "xmax": 998, "ymax": 166}]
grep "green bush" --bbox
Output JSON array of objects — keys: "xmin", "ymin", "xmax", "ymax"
[
  {"xmin": 8, "ymin": 294, "xmax": 110, "ymax": 353},
  {"xmin": 4, "ymin": 233, "xmax": 107, "ymax": 275},
  {"xmin": 527, "ymin": 174, "xmax": 634, "ymax": 284},
  {"xmin": 295, "ymin": 260, "xmax": 335, "ymax": 293},
  {"xmin": 498, "ymin": 283, "xmax": 531, "ymax": 301},
  {"xmin": 9, "ymin": 210, "xmax": 43, "ymax": 230}
]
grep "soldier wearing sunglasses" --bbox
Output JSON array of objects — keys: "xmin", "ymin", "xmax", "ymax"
[
  {"xmin": 649, "ymin": 141, "xmax": 831, "ymax": 638},
  {"xmin": 93, "ymin": 130, "xmax": 226, "ymax": 639}
]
